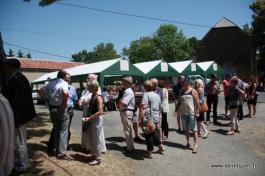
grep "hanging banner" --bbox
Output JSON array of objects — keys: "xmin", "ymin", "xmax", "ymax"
[
  {"xmin": 120, "ymin": 60, "xmax": 129, "ymax": 71},
  {"xmin": 161, "ymin": 62, "xmax": 168, "ymax": 72},
  {"xmin": 213, "ymin": 63, "xmax": 217, "ymax": 71},
  {"xmin": 191, "ymin": 63, "xmax": 196, "ymax": 72}
]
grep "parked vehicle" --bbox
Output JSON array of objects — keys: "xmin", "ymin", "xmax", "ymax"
[{"xmin": 187, "ymin": 75, "xmax": 205, "ymax": 85}]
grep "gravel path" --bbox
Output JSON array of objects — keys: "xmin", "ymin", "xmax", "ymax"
[{"xmin": 33, "ymin": 95, "xmax": 265, "ymax": 176}]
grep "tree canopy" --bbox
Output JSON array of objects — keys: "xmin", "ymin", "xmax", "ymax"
[
  {"xmin": 7, "ymin": 49, "xmax": 15, "ymax": 57},
  {"xmin": 249, "ymin": 0, "xmax": 265, "ymax": 71},
  {"xmin": 123, "ymin": 24, "xmax": 198, "ymax": 63},
  {"xmin": 17, "ymin": 49, "xmax": 24, "ymax": 58},
  {"xmin": 23, "ymin": 0, "xmax": 58, "ymax": 6},
  {"xmin": 71, "ymin": 43, "xmax": 120, "ymax": 63}
]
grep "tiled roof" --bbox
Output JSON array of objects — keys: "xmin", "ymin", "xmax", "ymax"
[{"xmin": 7, "ymin": 57, "xmax": 84, "ymax": 70}]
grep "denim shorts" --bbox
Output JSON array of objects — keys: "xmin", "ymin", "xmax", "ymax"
[{"xmin": 181, "ymin": 115, "xmax": 198, "ymax": 132}]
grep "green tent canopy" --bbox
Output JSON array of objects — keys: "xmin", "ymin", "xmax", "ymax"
[
  {"xmin": 134, "ymin": 60, "xmax": 177, "ymax": 79},
  {"xmin": 196, "ymin": 61, "xmax": 224, "ymax": 79},
  {"xmin": 32, "ymin": 58, "xmax": 144, "ymax": 88},
  {"xmin": 169, "ymin": 60, "xmax": 204, "ymax": 76}
]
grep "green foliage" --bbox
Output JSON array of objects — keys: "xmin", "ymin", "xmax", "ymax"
[
  {"xmin": 71, "ymin": 43, "xmax": 120, "ymax": 63},
  {"xmin": 242, "ymin": 23, "xmax": 252, "ymax": 37},
  {"xmin": 249, "ymin": 0, "xmax": 265, "ymax": 71},
  {"xmin": 8, "ymin": 49, "xmax": 15, "ymax": 57},
  {"xmin": 17, "ymin": 49, "xmax": 24, "ymax": 58},
  {"xmin": 122, "ymin": 37, "xmax": 160, "ymax": 63},
  {"xmin": 123, "ymin": 24, "xmax": 198, "ymax": 63}
]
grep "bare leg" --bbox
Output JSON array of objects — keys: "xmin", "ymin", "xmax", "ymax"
[
  {"xmin": 185, "ymin": 129, "xmax": 190, "ymax": 145},
  {"xmin": 197, "ymin": 121, "xmax": 201, "ymax": 135},
  {"xmin": 133, "ymin": 122, "xmax": 139, "ymax": 138},
  {"xmin": 192, "ymin": 132, "xmax": 198, "ymax": 153},
  {"xmin": 177, "ymin": 114, "xmax": 181, "ymax": 131},
  {"xmin": 200, "ymin": 122, "xmax": 209, "ymax": 138},
  {"xmin": 248, "ymin": 104, "xmax": 251, "ymax": 116},
  {"xmin": 253, "ymin": 105, "xmax": 256, "ymax": 116}
]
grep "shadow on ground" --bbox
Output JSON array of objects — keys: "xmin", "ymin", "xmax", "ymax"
[
  {"xmin": 210, "ymin": 129, "xmax": 228, "ymax": 136},
  {"xmin": 25, "ymin": 113, "xmax": 55, "ymax": 176}
]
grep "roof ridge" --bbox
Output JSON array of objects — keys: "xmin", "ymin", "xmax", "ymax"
[
  {"xmin": 213, "ymin": 17, "xmax": 238, "ymax": 28},
  {"xmin": 7, "ymin": 57, "xmax": 82, "ymax": 64}
]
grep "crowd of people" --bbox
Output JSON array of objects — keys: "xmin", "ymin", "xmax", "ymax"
[{"xmin": 0, "ymin": 58, "xmax": 259, "ymax": 175}]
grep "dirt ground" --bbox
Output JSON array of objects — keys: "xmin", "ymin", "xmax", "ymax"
[
  {"xmin": 24, "ymin": 103, "xmax": 265, "ymax": 176},
  {"xmin": 25, "ymin": 111, "xmax": 137, "ymax": 176}
]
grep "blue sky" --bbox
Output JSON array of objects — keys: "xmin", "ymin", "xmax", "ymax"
[{"xmin": 0, "ymin": 0, "xmax": 254, "ymax": 61}]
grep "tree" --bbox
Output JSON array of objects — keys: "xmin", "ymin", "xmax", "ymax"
[
  {"xmin": 242, "ymin": 23, "xmax": 252, "ymax": 37},
  {"xmin": 249, "ymin": 0, "xmax": 265, "ymax": 71},
  {"xmin": 17, "ymin": 49, "xmax": 24, "ymax": 58},
  {"xmin": 23, "ymin": 0, "xmax": 58, "ymax": 6},
  {"xmin": 7, "ymin": 48, "xmax": 15, "ymax": 57},
  {"xmin": 26, "ymin": 52, "xmax": 32, "ymax": 58},
  {"xmin": 122, "ymin": 37, "xmax": 160, "ymax": 63},
  {"xmin": 123, "ymin": 24, "xmax": 197, "ymax": 63},
  {"xmin": 71, "ymin": 43, "xmax": 120, "ymax": 63}
]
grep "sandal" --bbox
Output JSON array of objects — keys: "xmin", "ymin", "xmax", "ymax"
[
  {"xmin": 144, "ymin": 152, "xmax": 153, "ymax": 159},
  {"xmin": 202, "ymin": 132, "xmax": 209, "ymax": 139},
  {"xmin": 89, "ymin": 159, "xmax": 101, "ymax": 166},
  {"xmin": 226, "ymin": 131, "xmax": 234, "ymax": 135},
  {"xmin": 157, "ymin": 145, "xmax": 165, "ymax": 154},
  {"xmin": 192, "ymin": 147, "xmax": 198, "ymax": 154},
  {"xmin": 234, "ymin": 129, "xmax": 240, "ymax": 133}
]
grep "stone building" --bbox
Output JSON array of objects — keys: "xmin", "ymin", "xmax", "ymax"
[{"xmin": 196, "ymin": 17, "xmax": 256, "ymax": 81}]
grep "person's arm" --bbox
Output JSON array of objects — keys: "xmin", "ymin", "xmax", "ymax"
[
  {"xmin": 60, "ymin": 81, "xmax": 69, "ymax": 109},
  {"xmin": 84, "ymin": 96, "xmax": 103, "ymax": 122},
  {"xmin": 139, "ymin": 93, "xmax": 148, "ymax": 122},
  {"xmin": 192, "ymin": 89, "xmax": 200, "ymax": 116},
  {"xmin": 61, "ymin": 89, "xmax": 68, "ymax": 109}
]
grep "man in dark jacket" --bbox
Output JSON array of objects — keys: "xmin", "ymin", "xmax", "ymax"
[{"xmin": 3, "ymin": 58, "xmax": 36, "ymax": 174}]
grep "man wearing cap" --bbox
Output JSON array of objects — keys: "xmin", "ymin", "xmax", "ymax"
[
  {"xmin": 119, "ymin": 76, "xmax": 135, "ymax": 154},
  {"xmin": 3, "ymin": 58, "xmax": 36, "ymax": 174},
  {"xmin": 205, "ymin": 74, "xmax": 221, "ymax": 125}
]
